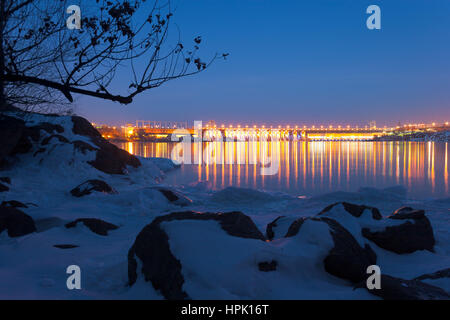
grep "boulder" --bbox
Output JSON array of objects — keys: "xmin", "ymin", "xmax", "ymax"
[
  {"xmin": 154, "ymin": 187, "xmax": 192, "ymax": 206},
  {"xmin": 1, "ymin": 113, "xmax": 140, "ymax": 174},
  {"xmin": 266, "ymin": 216, "xmax": 285, "ymax": 240},
  {"xmin": 0, "ymin": 207, "xmax": 36, "ymax": 237},
  {"xmin": 1, "ymin": 200, "xmax": 28, "ymax": 208},
  {"xmin": 41, "ymin": 134, "xmax": 69, "ymax": 146},
  {"xmin": 0, "ymin": 183, "xmax": 9, "ymax": 192},
  {"xmin": 33, "ymin": 148, "xmax": 46, "ymax": 157},
  {"xmin": 0, "ymin": 177, "xmax": 11, "ymax": 184},
  {"xmin": 319, "ymin": 202, "xmax": 382, "ymax": 220},
  {"xmin": 71, "ymin": 116, "xmax": 141, "ymax": 174},
  {"xmin": 362, "ymin": 207, "xmax": 435, "ymax": 254},
  {"xmin": 0, "ymin": 114, "xmax": 66, "ymax": 165},
  {"xmin": 285, "ymin": 217, "xmax": 307, "ymax": 238},
  {"xmin": 317, "ymin": 217, "xmax": 377, "ymax": 283},
  {"xmin": 128, "ymin": 211, "xmax": 265, "ymax": 300},
  {"xmin": 10, "ymin": 131, "xmax": 33, "ymax": 155},
  {"xmin": 53, "ymin": 244, "xmax": 79, "ymax": 249},
  {"xmin": 11, "ymin": 123, "xmax": 64, "ymax": 156},
  {"xmin": 72, "ymin": 116, "xmax": 102, "ymax": 138},
  {"xmin": 366, "ymin": 275, "xmax": 450, "ymax": 300},
  {"xmin": 31, "ymin": 122, "xmax": 64, "ymax": 135},
  {"xmin": 258, "ymin": 260, "xmax": 277, "ymax": 272},
  {"xmin": 0, "ymin": 115, "xmax": 25, "ymax": 164},
  {"xmin": 72, "ymin": 140, "xmax": 97, "ymax": 154},
  {"xmin": 70, "ymin": 179, "xmax": 116, "ymax": 197},
  {"xmin": 88, "ymin": 140, "xmax": 141, "ymax": 174},
  {"xmin": 415, "ymin": 268, "xmax": 450, "ymax": 281},
  {"xmin": 392, "ymin": 206, "xmax": 414, "ymax": 215},
  {"xmin": 65, "ymin": 218, "xmax": 119, "ymax": 236}
]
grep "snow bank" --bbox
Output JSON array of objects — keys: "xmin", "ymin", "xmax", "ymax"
[
  {"xmin": 0, "ymin": 112, "xmax": 449, "ymax": 299},
  {"xmin": 161, "ymin": 218, "xmax": 373, "ymax": 299}
]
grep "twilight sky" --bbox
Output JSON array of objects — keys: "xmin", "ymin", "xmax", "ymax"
[{"xmin": 78, "ymin": 0, "xmax": 450, "ymax": 127}]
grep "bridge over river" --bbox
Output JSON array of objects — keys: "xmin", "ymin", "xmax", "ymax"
[{"xmin": 96, "ymin": 120, "xmax": 449, "ymax": 142}]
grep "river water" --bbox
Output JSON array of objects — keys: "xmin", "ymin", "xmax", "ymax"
[{"xmin": 115, "ymin": 141, "xmax": 449, "ymax": 199}]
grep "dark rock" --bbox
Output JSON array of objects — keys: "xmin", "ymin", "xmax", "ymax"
[
  {"xmin": 366, "ymin": 275, "xmax": 450, "ymax": 300},
  {"xmin": 362, "ymin": 208, "xmax": 435, "ymax": 254},
  {"xmin": 0, "ymin": 115, "xmax": 65, "ymax": 164},
  {"xmin": 11, "ymin": 122, "xmax": 65, "ymax": 156},
  {"xmin": 71, "ymin": 116, "xmax": 102, "ymax": 138},
  {"xmin": 389, "ymin": 208, "xmax": 426, "ymax": 220},
  {"xmin": 158, "ymin": 188, "xmax": 179, "ymax": 202},
  {"xmin": 0, "ymin": 177, "xmax": 11, "ymax": 184},
  {"xmin": 266, "ymin": 216, "xmax": 285, "ymax": 240},
  {"xmin": 128, "ymin": 218, "xmax": 187, "ymax": 300},
  {"xmin": 319, "ymin": 202, "xmax": 382, "ymax": 220},
  {"xmin": 415, "ymin": 268, "xmax": 450, "ymax": 281},
  {"xmin": 70, "ymin": 116, "xmax": 140, "ymax": 174},
  {"xmin": 285, "ymin": 217, "xmax": 307, "ymax": 238},
  {"xmin": 87, "ymin": 139, "xmax": 141, "ymax": 174},
  {"xmin": 154, "ymin": 187, "xmax": 192, "ymax": 206},
  {"xmin": 72, "ymin": 116, "xmax": 141, "ymax": 174},
  {"xmin": 0, "ymin": 207, "xmax": 36, "ymax": 237},
  {"xmin": 31, "ymin": 123, "xmax": 64, "ymax": 135},
  {"xmin": 1, "ymin": 200, "xmax": 28, "ymax": 208},
  {"xmin": 258, "ymin": 260, "xmax": 277, "ymax": 272},
  {"xmin": 392, "ymin": 206, "xmax": 414, "ymax": 215},
  {"xmin": 13, "ymin": 122, "xmax": 63, "ymax": 153},
  {"xmin": 213, "ymin": 212, "xmax": 266, "ymax": 240},
  {"xmin": 3, "ymin": 113, "xmax": 139, "ymax": 174},
  {"xmin": 41, "ymin": 134, "xmax": 69, "ymax": 146},
  {"xmin": 20, "ymin": 127, "xmax": 40, "ymax": 142},
  {"xmin": 128, "ymin": 211, "xmax": 265, "ymax": 300},
  {"xmin": 54, "ymin": 244, "xmax": 79, "ymax": 249},
  {"xmin": 70, "ymin": 179, "xmax": 116, "ymax": 197},
  {"xmin": 0, "ymin": 115, "xmax": 25, "ymax": 163},
  {"xmin": 72, "ymin": 140, "xmax": 97, "ymax": 154},
  {"xmin": 318, "ymin": 217, "xmax": 377, "ymax": 283},
  {"xmin": 33, "ymin": 148, "xmax": 46, "ymax": 157},
  {"xmin": 0, "ymin": 183, "xmax": 9, "ymax": 192},
  {"xmin": 10, "ymin": 130, "xmax": 33, "ymax": 155},
  {"xmin": 65, "ymin": 218, "xmax": 119, "ymax": 236}
]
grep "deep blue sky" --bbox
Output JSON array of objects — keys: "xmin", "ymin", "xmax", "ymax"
[{"xmin": 79, "ymin": 0, "xmax": 450, "ymax": 126}]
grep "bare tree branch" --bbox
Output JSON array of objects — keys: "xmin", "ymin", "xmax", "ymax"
[{"xmin": 0, "ymin": 0, "xmax": 227, "ymax": 113}]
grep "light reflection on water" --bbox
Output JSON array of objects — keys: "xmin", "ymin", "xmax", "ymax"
[{"xmin": 116, "ymin": 141, "xmax": 449, "ymax": 199}]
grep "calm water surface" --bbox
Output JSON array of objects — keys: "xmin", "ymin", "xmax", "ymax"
[{"xmin": 116, "ymin": 141, "xmax": 449, "ymax": 199}]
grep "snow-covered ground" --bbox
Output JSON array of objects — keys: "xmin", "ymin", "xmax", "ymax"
[{"xmin": 0, "ymin": 112, "xmax": 449, "ymax": 299}]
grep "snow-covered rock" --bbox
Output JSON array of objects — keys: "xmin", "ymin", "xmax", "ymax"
[
  {"xmin": 128, "ymin": 211, "xmax": 265, "ymax": 300},
  {"xmin": 319, "ymin": 202, "xmax": 382, "ymax": 220},
  {"xmin": 70, "ymin": 180, "xmax": 117, "ymax": 197},
  {"xmin": 0, "ymin": 111, "xmax": 448, "ymax": 300},
  {"xmin": 266, "ymin": 216, "xmax": 298, "ymax": 240},
  {"xmin": 1, "ymin": 112, "xmax": 141, "ymax": 175},
  {"xmin": 151, "ymin": 187, "xmax": 192, "ymax": 207},
  {"xmin": 365, "ymin": 275, "xmax": 450, "ymax": 300},
  {"xmin": 362, "ymin": 207, "xmax": 435, "ymax": 254},
  {"xmin": 65, "ymin": 218, "xmax": 119, "ymax": 236},
  {"xmin": 0, "ymin": 207, "xmax": 36, "ymax": 237},
  {"xmin": 0, "ymin": 182, "xmax": 9, "ymax": 192}
]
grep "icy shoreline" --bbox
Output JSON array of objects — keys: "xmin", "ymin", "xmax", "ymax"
[{"xmin": 1, "ymin": 112, "xmax": 449, "ymax": 299}]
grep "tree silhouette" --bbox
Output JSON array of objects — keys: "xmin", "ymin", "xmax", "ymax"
[{"xmin": 0, "ymin": 0, "xmax": 225, "ymax": 111}]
